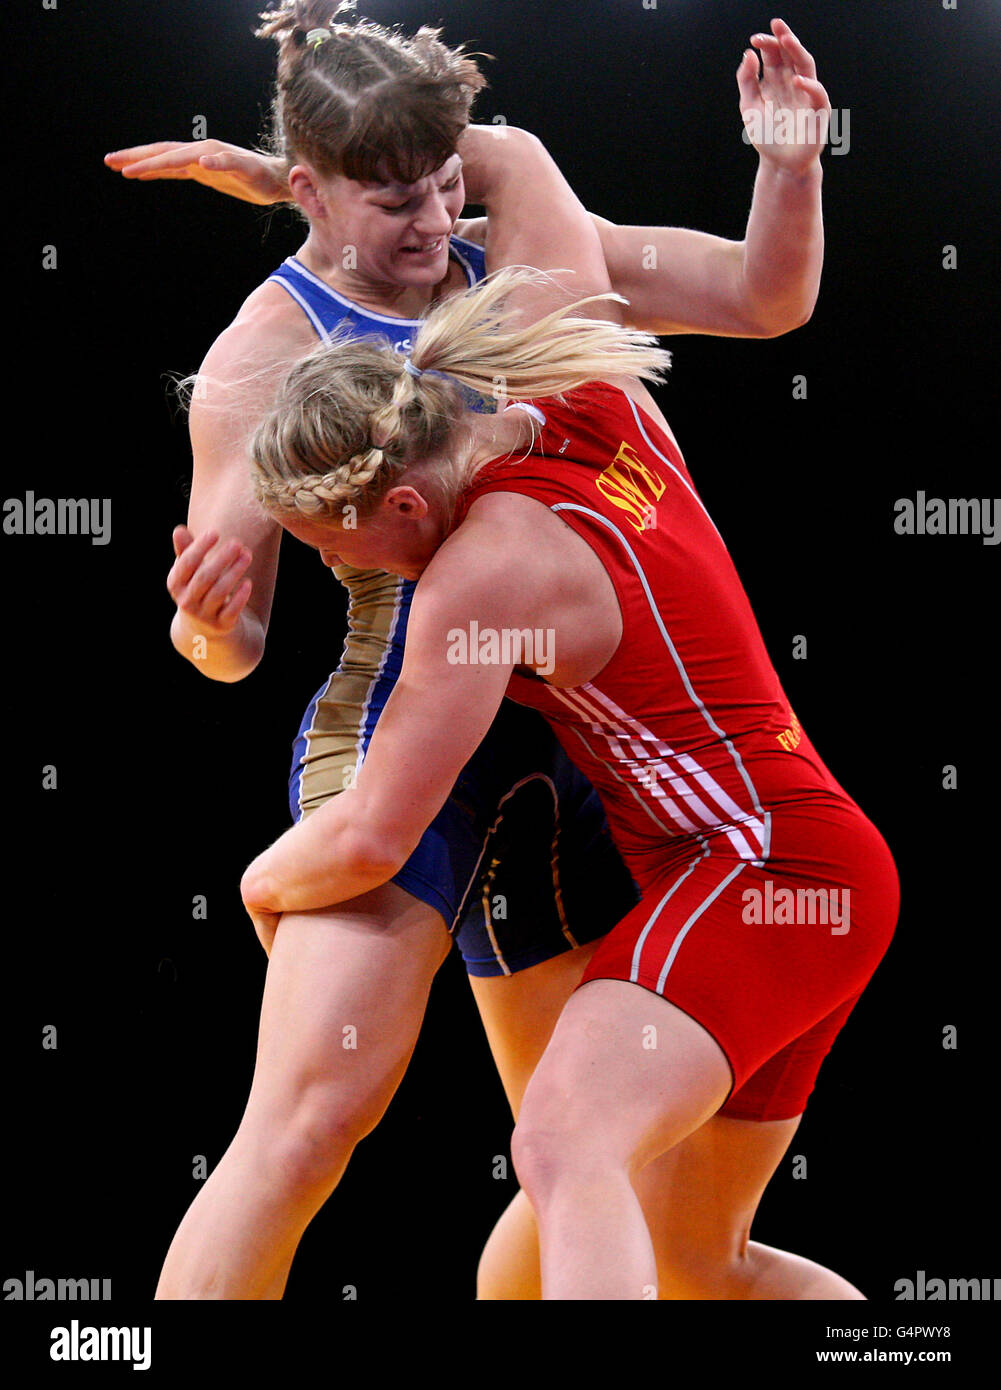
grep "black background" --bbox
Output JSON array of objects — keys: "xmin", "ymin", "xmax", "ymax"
[{"xmin": 7, "ymin": 0, "xmax": 999, "ymax": 1368}]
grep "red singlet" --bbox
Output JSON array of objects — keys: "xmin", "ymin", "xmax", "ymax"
[{"xmin": 457, "ymin": 383, "xmax": 898, "ymax": 1120}]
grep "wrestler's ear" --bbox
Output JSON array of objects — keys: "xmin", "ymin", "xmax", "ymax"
[
  {"xmin": 288, "ymin": 163, "xmax": 327, "ymax": 218},
  {"xmin": 383, "ymin": 485, "xmax": 430, "ymax": 519}
]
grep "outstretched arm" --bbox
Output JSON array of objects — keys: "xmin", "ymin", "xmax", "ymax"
[{"xmin": 107, "ymin": 19, "xmax": 827, "ymax": 338}]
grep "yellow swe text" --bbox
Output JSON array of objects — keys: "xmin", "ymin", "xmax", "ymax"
[{"xmin": 595, "ymin": 441, "xmax": 665, "ymax": 533}]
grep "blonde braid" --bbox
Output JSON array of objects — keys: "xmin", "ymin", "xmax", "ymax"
[
  {"xmin": 251, "ymin": 333, "xmax": 468, "ymax": 523},
  {"xmin": 368, "ymin": 362, "xmax": 422, "ymax": 450}
]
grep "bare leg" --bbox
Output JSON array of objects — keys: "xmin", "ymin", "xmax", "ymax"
[
  {"xmin": 512, "ymin": 979, "xmax": 732, "ymax": 1299},
  {"xmin": 472, "ymin": 954, "xmax": 864, "ymax": 1300},
  {"xmin": 155, "ymin": 883, "xmax": 450, "ymax": 1299},
  {"xmin": 469, "ymin": 942, "xmax": 601, "ymax": 1299},
  {"xmin": 638, "ymin": 1115, "xmax": 865, "ymax": 1299}
]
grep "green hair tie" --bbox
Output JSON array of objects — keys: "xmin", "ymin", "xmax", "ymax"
[{"xmin": 306, "ymin": 28, "xmax": 332, "ymax": 50}]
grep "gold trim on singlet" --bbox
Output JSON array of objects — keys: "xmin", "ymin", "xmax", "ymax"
[{"xmin": 295, "ymin": 565, "xmax": 408, "ymax": 819}]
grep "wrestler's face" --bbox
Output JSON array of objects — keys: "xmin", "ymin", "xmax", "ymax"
[
  {"xmin": 277, "ymin": 482, "xmax": 448, "ymax": 581},
  {"xmin": 309, "ymin": 154, "xmax": 466, "ymax": 290}
]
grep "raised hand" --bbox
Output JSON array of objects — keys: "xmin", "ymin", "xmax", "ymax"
[
  {"xmin": 105, "ymin": 140, "xmax": 290, "ymax": 205},
  {"xmin": 737, "ymin": 18, "xmax": 831, "ymax": 173}
]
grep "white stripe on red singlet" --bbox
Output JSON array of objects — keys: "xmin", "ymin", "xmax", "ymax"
[
  {"xmin": 550, "ymin": 503, "xmax": 772, "ymax": 867},
  {"xmin": 548, "ymin": 684, "xmax": 706, "ymax": 838},
  {"xmin": 628, "ymin": 848, "xmax": 710, "ymax": 983},
  {"xmin": 653, "ymin": 860, "xmax": 749, "ymax": 993},
  {"xmin": 579, "ymin": 682, "xmax": 766, "ymax": 860},
  {"xmin": 547, "ymin": 680, "xmax": 762, "ymax": 860}
]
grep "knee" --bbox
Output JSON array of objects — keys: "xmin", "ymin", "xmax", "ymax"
[
  {"xmin": 251, "ymin": 1080, "xmax": 386, "ymax": 1196},
  {"xmin": 511, "ymin": 1094, "xmax": 620, "ymax": 1204}
]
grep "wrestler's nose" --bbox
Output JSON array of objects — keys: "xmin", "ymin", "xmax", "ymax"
[{"xmin": 413, "ymin": 192, "xmax": 454, "ymax": 239}]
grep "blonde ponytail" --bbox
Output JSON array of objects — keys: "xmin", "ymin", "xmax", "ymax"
[
  {"xmin": 251, "ymin": 268, "xmax": 672, "ymax": 524},
  {"xmin": 409, "ymin": 265, "xmax": 670, "ymax": 402}
]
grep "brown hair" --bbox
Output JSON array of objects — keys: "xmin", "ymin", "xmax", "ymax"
[
  {"xmin": 255, "ymin": 1, "xmax": 488, "ymax": 184},
  {"xmin": 251, "ymin": 267, "xmax": 672, "ymax": 525}
]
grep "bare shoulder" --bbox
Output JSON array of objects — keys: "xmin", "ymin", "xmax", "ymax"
[
  {"xmin": 188, "ymin": 280, "xmax": 322, "ymax": 464},
  {"xmin": 461, "ymin": 489, "xmax": 616, "ymax": 585},
  {"xmin": 415, "ymin": 492, "xmax": 555, "ymax": 621},
  {"xmin": 199, "ymin": 280, "xmax": 318, "ymax": 381},
  {"xmin": 421, "ymin": 489, "xmax": 605, "ymax": 620},
  {"xmin": 190, "ymin": 281, "xmax": 322, "ymax": 442}
]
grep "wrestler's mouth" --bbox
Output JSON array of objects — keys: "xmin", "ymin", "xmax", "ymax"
[{"xmin": 400, "ymin": 238, "xmax": 445, "ymax": 256}]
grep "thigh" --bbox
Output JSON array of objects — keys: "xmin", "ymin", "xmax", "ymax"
[
  {"xmin": 468, "ymin": 939, "xmax": 602, "ymax": 1116},
  {"xmin": 243, "ymin": 882, "xmax": 452, "ymax": 1130},
  {"xmin": 517, "ymin": 978, "xmax": 733, "ymax": 1171}
]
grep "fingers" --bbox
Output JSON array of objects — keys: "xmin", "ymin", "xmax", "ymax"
[
  {"xmin": 167, "ymin": 528, "xmax": 218, "ymax": 599},
  {"xmin": 105, "ymin": 140, "xmax": 221, "ymax": 179},
  {"xmin": 196, "ymin": 546, "xmax": 253, "ymax": 619},
  {"xmin": 771, "ymin": 18, "xmax": 818, "ymax": 81},
  {"xmin": 750, "ymin": 29, "xmax": 784, "ymax": 75},
  {"xmin": 750, "ymin": 20, "xmax": 819, "ymax": 86},
  {"xmin": 793, "ymin": 75, "xmax": 832, "ymax": 112},
  {"xmin": 217, "ymin": 578, "xmax": 254, "ymax": 627},
  {"xmin": 736, "ymin": 48, "xmax": 762, "ymax": 107},
  {"xmin": 167, "ymin": 529, "xmax": 253, "ymax": 630},
  {"xmin": 172, "ymin": 523, "xmax": 194, "ymax": 558},
  {"xmin": 105, "ymin": 142, "xmax": 186, "ymax": 167}
]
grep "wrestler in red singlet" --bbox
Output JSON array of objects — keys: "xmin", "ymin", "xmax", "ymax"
[{"xmin": 457, "ymin": 381, "xmax": 899, "ymax": 1122}]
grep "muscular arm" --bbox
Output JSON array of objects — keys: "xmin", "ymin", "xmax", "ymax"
[
  {"xmin": 591, "ymin": 22, "xmax": 828, "ymax": 338},
  {"xmin": 240, "ymin": 512, "xmax": 526, "ymax": 913},
  {"xmin": 458, "ymin": 125, "xmax": 617, "ymax": 324},
  {"xmin": 463, "ymin": 22, "xmax": 826, "ymax": 338},
  {"xmin": 459, "ymin": 184, "xmax": 822, "ymax": 340},
  {"xmin": 592, "ymin": 163, "xmax": 823, "ymax": 338},
  {"xmin": 167, "ymin": 289, "xmax": 316, "ymax": 681}
]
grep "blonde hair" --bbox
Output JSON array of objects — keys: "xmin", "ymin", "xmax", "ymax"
[{"xmin": 251, "ymin": 266, "xmax": 672, "ymax": 523}]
